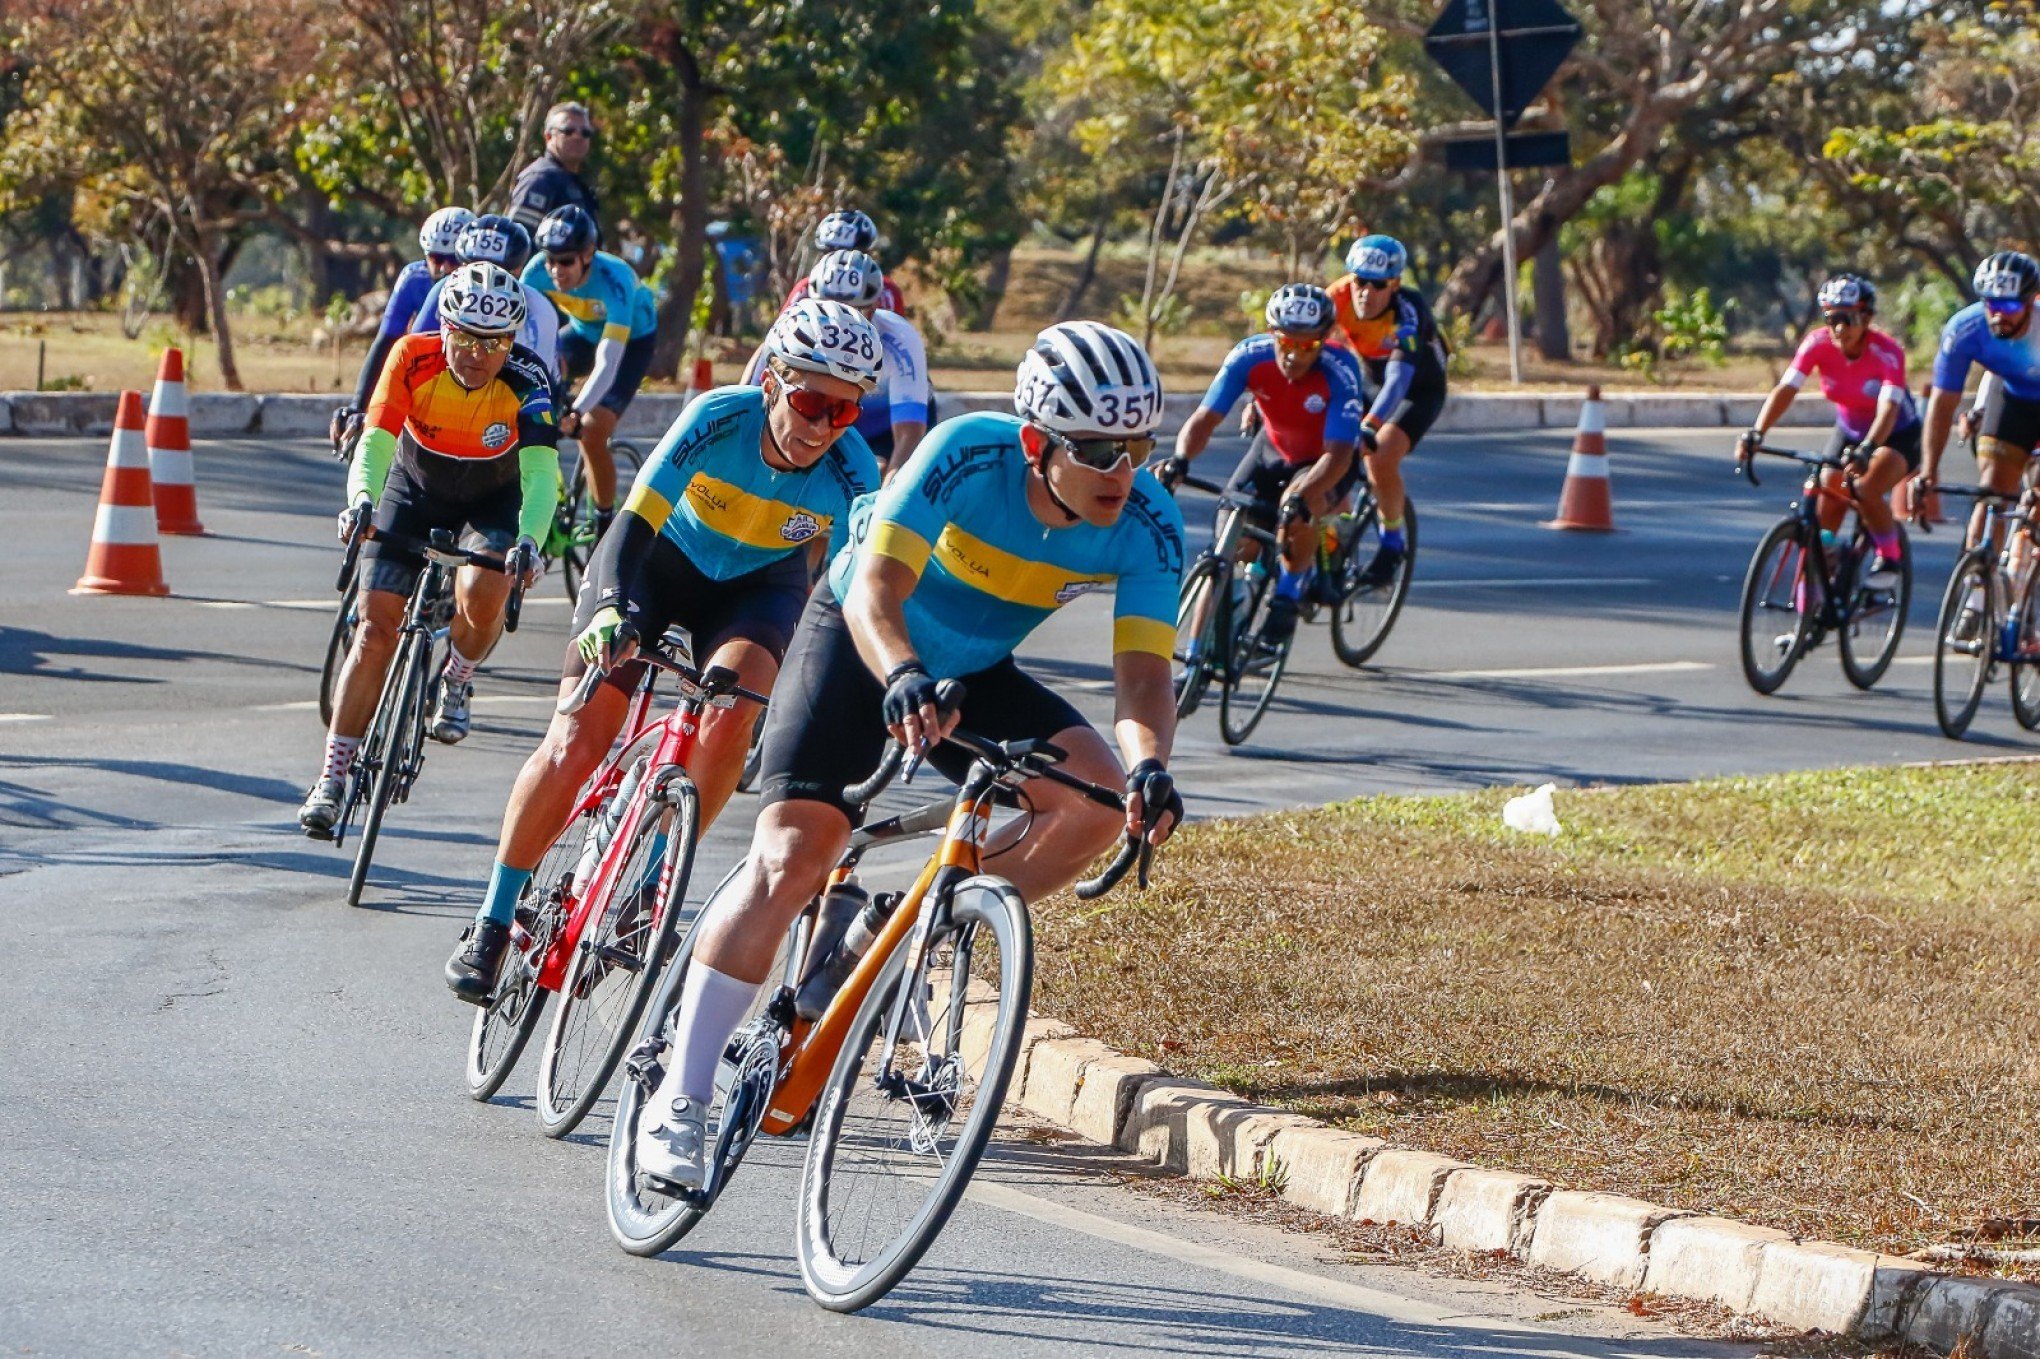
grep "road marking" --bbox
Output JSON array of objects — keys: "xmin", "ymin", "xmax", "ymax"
[
  {"xmin": 1423, "ymin": 575, "xmax": 1659, "ymax": 590},
  {"xmin": 471, "ymin": 695, "xmax": 560, "ymax": 708},
  {"xmin": 0, "ymin": 713, "xmax": 52, "ymax": 724},
  {"xmin": 195, "ymin": 598, "xmax": 332, "ymax": 612},
  {"xmin": 1427, "ymin": 660, "xmax": 1714, "ymax": 681},
  {"xmin": 255, "ymin": 700, "xmax": 321, "ymax": 712}
]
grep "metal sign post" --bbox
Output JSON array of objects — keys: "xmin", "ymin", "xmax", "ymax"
[{"xmin": 1486, "ymin": 2, "xmax": 1524, "ymax": 384}]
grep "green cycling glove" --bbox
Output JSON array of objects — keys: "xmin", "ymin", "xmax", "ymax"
[{"xmin": 575, "ymin": 605, "xmax": 628, "ymax": 667}]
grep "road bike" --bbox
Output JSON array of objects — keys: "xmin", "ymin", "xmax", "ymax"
[
  {"xmin": 1929, "ymin": 484, "xmax": 2040, "ymax": 739},
  {"xmin": 322, "ymin": 527, "xmax": 523, "ymax": 908},
  {"xmin": 547, "ymin": 437, "xmax": 644, "ymax": 602},
  {"xmin": 1167, "ymin": 468, "xmax": 1417, "ymax": 745},
  {"xmin": 1734, "ymin": 443, "xmax": 1912, "ymax": 695},
  {"xmin": 603, "ymin": 692, "xmax": 1159, "ymax": 1312},
  {"xmin": 466, "ymin": 630, "xmax": 767, "ymax": 1138}
]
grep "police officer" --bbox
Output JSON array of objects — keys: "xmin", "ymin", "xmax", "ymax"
[{"xmin": 508, "ymin": 102, "xmax": 602, "ymax": 240}]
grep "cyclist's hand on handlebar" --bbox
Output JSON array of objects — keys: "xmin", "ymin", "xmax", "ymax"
[
  {"xmin": 882, "ymin": 662, "xmax": 955, "ymax": 758},
  {"xmin": 559, "ymin": 409, "xmax": 583, "ymax": 440},
  {"xmin": 1239, "ymin": 404, "xmax": 1261, "ymax": 438},
  {"xmin": 1909, "ymin": 476, "xmax": 1937, "ymax": 526},
  {"xmin": 337, "ymin": 495, "xmax": 371, "ymax": 545},
  {"xmin": 330, "ymin": 406, "xmax": 363, "ymax": 453},
  {"xmin": 1124, "ymin": 758, "xmax": 1183, "ymax": 847},
  {"xmin": 575, "ymin": 604, "xmax": 635, "ymax": 669},
  {"xmin": 1959, "ymin": 408, "xmax": 1980, "ymax": 444},
  {"xmin": 507, "ymin": 535, "xmax": 542, "ymax": 589},
  {"xmin": 1736, "ymin": 428, "xmax": 1763, "ymax": 459}
]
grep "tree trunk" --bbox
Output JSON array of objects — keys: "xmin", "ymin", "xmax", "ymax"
[
  {"xmin": 193, "ymin": 227, "xmax": 242, "ymax": 391},
  {"xmin": 1056, "ymin": 209, "xmax": 1110, "ymax": 322},
  {"xmin": 965, "ymin": 243, "xmax": 1013, "ymax": 331},
  {"xmin": 651, "ymin": 51, "xmax": 709, "ymax": 380},
  {"xmin": 1533, "ymin": 232, "xmax": 1569, "ymax": 362}
]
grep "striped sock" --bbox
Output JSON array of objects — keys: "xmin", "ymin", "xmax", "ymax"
[{"xmin": 443, "ymin": 645, "xmax": 478, "ymax": 689}]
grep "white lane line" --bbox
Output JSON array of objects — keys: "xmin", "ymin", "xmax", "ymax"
[
  {"xmin": 0, "ymin": 713, "xmax": 52, "ymax": 724},
  {"xmin": 194, "ymin": 598, "xmax": 332, "ymax": 612},
  {"xmin": 1428, "ymin": 660, "xmax": 1714, "ymax": 681},
  {"xmin": 194, "ymin": 600, "xmax": 256, "ymax": 610},
  {"xmin": 471, "ymin": 695, "xmax": 560, "ymax": 708},
  {"xmin": 255, "ymin": 700, "xmax": 321, "ymax": 712},
  {"xmin": 1423, "ymin": 575, "xmax": 1659, "ymax": 590}
]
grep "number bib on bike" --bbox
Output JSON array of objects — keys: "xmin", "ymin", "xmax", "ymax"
[
  {"xmin": 828, "ymin": 413, "xmax": 1185, "ymax": 677},
  {"xmin": 623, "ymin": 386, "xmax": 880, "ymax": 582}
]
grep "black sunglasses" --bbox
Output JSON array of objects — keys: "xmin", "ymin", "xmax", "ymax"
[
  {"xmin": 550, "ymin": 125, "xmax": 595, "ymax": 139},
  {"xmin": 1823, "ymin": 310, "xmax": 1865, "ymax": 327}
]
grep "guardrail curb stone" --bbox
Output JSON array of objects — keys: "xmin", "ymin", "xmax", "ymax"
[
  {"xmin": 1265, "ymin": 1125, "xmax": 1385, "ymax": 1219},
  {"xmin": 1639, "ymin": 1216, "xmax": 1791, "ymax": 1315},
  {"xmin": 1353, "ymin": 1148, "xmax": 1472, "ymax": 1228},
  {"xmin": 1527, "ymin": 1191, "xmax": 1690, "ymax": 1290},
  {"xmin": 1065, "ymin": 1051, "xmax": 1162, "ymax": 1147},
  {"xmin": 1905, "ymin": 1275, "xmax": 2031, "ymax": 1355},
  {"xmin": 1433, "ymin": 1167, "xmax": 1553, "ymax": 1256},
  {"xmin": 188, "ymin": 393, "xmax": 259, "ymax": 436},
  {"xmin": 1118, "ymin": 1078, "xmax": 1256, "ymax": 1174},
  {"xmin": 0, "ymin": 394, "xmax": 12, "ymax": 434},
  {"xmin": 1983, "ymin": 1284, "xmax": 2040, "ymax": 1359},
  {"xmin": 8, "ymin": 392, "xmax": 120, "ymax": 436},
  {"xmin": 1019, "ymin": 1037, "xmax": 1120, "ymax": 1129},
  {"xmin": 1185, "ymin": 1106, "xmax": 1318, "ymax": 1183}
]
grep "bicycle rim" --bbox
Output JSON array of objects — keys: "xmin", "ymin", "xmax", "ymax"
[
  {"xmin": 1738, "ymin": 519, "xmax": 1815, "ymax": 695},
  {"xmin": 535, "ymin": 781, "xmax": 700, "ymax": 1138},
  {"xmin": 319, "ymin": 575, "xmax": 359, "ymax": 728},
  {"xmin": 797, "ymin": 877, "xmax": 1031, "ymax": 1313},
  {"xmin": 1218, "ymin": 571, "xmax": 1288, "ymax": 745},
  {"xmin": 560, "ymin": 458, "xmax": 589, "ymax": 602},
  {"xmin": 1839, "ymin": 525, "xmax": 1911, "ymax": 690},
  {"xmin": 346, "ymin": 638, "xmax": 425, "ymax": 906},
  {"xmin": 1934, "ymin": 555, "xmax": 1995, "ymax": 739},
  {"xmin": 1172, "ymin": 556, "xmax": 1226, "ymax": 719},
  {"xmin": 1329, "ymin": 497, "xmax": 1417, "ymax": 668},
  {"xmin": 2013, "ymin": 569, "xmax": 2040, "ymax": 730},
  {"xmin": 465, "ymin": 819, "xmax": 589, "ymax": 1101}
]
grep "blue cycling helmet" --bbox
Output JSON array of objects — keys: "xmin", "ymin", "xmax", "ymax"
[
  {"xmin": 1346, "ymin": 234, "xmax": 1407, "ymax": 284},
  {"xmin": 535, "ymin": 204, "xmax": 599, "ymax": 257},
  {"xmin": 455, "ymin": 214, "xmax": 533, "ymax": 273}
]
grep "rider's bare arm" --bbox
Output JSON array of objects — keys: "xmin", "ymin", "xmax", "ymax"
[
  {"xmin": 1111, "ymin": 650, "xmax": 1180, "ymax": 842},
  {"xmin": 1174, "ymin": 407, "xmax": 1225, "ymax": 464},
  {"xmin": 1922, "ymin": 386, "xmax": 1964, "ymax": 485}
]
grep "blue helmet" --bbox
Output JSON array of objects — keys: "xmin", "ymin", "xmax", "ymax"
[
  {"xmin": 455, "ymin": 214, "xmax": 532, "ymax": 273},
  {"xmin": 1346, "ymin": 234, "xmax": 1407, "ymax": 284},
  {"xmin": 535, "ymin": 204, "xmax": 599, "ymax": 257}
]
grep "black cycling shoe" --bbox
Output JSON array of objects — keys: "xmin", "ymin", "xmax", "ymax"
[
  {"xmin": 1259, "ymin": 594, "xmax": 1301, "ymax": 647},
  {"xmin": 445, "ymin": 919, "xmax": 511, "ymax": 1005},
  {"xmin": 1355, "ymin": 544, "xmax": 1406, "ymax": 590}
]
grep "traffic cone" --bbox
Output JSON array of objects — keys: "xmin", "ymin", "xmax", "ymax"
[
  {"xmin": 73, "ymin": 391, "xmax": 170, "ymax": 597},
  {"xmin": 688, "ymin": 356, "xmax": 713, "ymax": 401},
  {"xmin": 146, "ymin": 346, "xmax": 205, "ymax": 534},
  {"xmin": 1544, "ymin": 385, "xmax": 1616, "ymax": 532}
]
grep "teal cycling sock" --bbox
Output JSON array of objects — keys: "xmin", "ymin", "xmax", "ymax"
[
  {"xmin": 1275, "ymin": 566, "xmax": 1310, "ymax": 601},
  {"xmin": 479, "ymin": 861, "xmax": 533, "ymax": 926}
]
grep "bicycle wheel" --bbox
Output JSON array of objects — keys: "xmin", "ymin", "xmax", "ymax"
[
  {"xmin": 797, "ymin": 876, "xmax": 1031, "ymax": 1313},
  {"xmin": 1839, "ymin": 524, "xmax": 1911, "ymax": 690},
  {"xmin": 735, "ymin": 714, "xmax": 766, "ymax": 794},
  {"xmin": 1933, "ymin": 551, "xmax": 1997, "ymax": 739},
  {"xmin": 465, "ymin": 816, "xmax": 588, "ymax": 1101},
  {"xmin": 559, "ymin": 456, "xmax": 590, "ymax": 603},
  {"xmin": 534, "ymin": 775, "xmax": 700, "ymax": 1138},
  {"xmin": 318, "ymin": 572, "xmax": 360, "ymax": 727},
  {"xmin": 1737, "ymin": 519, "xmax": 1818, "ymax": 695},
  {"xmin": 2013, "ymin": 568, "xmax": 2040, "ymax": 731},
  {"xmin": 345, "ymin": 635, "xmax": 428, "ymax": 907},
  {"xmin": 1328, "ymin": 496, "xmax": 1418, "ymax": 668},
  {"xmin": 1218, "ymin": 567, "xmax": 1289, "ymax": 746},
  {"xmin": 1171, "ymin": 556, "xmax": 1227, "ymax": 719}
]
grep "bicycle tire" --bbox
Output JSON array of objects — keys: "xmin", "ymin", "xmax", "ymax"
[
  {"xmin": 735, "ymin": 716, "xmax": 766, "ymax": 794},
  {"xmin": 318, "ymin": 572, "xmax": 360, "ymax": 728},
  {"xmin": 797, "ymin": 876, "xmax": 1031, "ymax": 1313},
  {"xmin": 534, "ymin": 777, "xmax": 701, "ymax": 1138},
  {"xmin": 346, "ymin": 634, "xmax": 428, "ymax": 907},
  {"xmin": 1171, "ymin": 556, "xmax": 1227, "ymax": 719},
  {"xmin": 1838, "ymin": 523, "xmax": 1911, "ymax": 690},
  {"xmin": 1934, "ymin": 551, "xmax": 1997, "ymax": 739},
  {"xmin": 1737, "ymin": 518, "xmax": 1817, "ymax": 695},
  {"xmin": 2013, "ymin": 568, "xmax": 2040, "ymax": 731},
  {"xmin": 464, "ymin": 811, "xmax": 595, "ymax": 1101},
  {"xmin": 1218, "ymin": 567, "xmax": 1289, "ymax": 745},
  {"xmin": 560, "ymin": 458, "xmax": 589, "ymax": 603},
  {"xmin": 1328, "ymin": 496, "xmax": 1418, "ymax": 668}
]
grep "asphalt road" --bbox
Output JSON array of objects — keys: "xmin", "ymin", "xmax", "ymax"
[{"xmin": 1, "ymin": 423, "xmax": 2003, "ymax": 1356}]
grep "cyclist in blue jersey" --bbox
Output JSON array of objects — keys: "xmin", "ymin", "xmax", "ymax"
[
  {"xmin": 1165, "ymin": 283, "xmax": 1362, "ymax": 643},
  {"xmin": 330, "ymin": 206, "xmax": 472, "ymax": 449},
  {"xmin": 524, "ymin": 204, "xmax": 660, "ymax": 537},
  {"xmin": 411, "ymin": 214, "xmax": 560, "ymax": 385},
  {"xmin": 1920, "ymin": 251, "xmax": 2040, "ymax": 550},
  {"xmin": 631, "ymin": 321, "xmax": 1187, "ymax": 1189},
  {"xmin": 445, "ymin": 299, "xmax": 882, "ymax": 1001}
]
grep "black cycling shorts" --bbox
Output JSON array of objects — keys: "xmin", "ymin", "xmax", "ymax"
[
  {"xmin": 1978, "ymin": 387, "xmax": 2040, "ymax": 458},
  {"xmin": 566, "ymin": 534, "xmax": 809, "ymax": 695},
  {"xmin": 362, "ymin": 454, "xmax": 519, "ymax": 598},
  {"xmin": 1223, "ymin": 432, "xmax": 1361, "ymax": 525},
  {"xmin": 756, "ymin": 583, "xmax": 1089, "ymax": 824},
  {"xmin": 1822, "ymin": 422, "xmax": 1922, "ymax": 474},
  {"xmin": 1374, "ymin": 379, "xmax": 1447, "ymax": 447},
  {"xmin": 560, "ymin": 331, "xmax": 656, "ymax": 416}
]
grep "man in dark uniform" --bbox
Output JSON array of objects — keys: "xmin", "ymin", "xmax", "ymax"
[{"xmin": 508, "ymin": 102, "xmax": 602, "ymax": 240}]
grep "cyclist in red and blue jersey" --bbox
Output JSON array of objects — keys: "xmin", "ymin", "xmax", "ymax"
[
  {"xmin": 1167, "ymin": 283, "xmax": 1363, "ymax": 643},
  {"xmin": 331, "ymin": 206, "xmax": 472, "ymax": 450}
]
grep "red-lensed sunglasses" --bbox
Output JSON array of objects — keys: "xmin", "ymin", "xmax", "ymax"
[{"xmin": 778, "ymin": 381, "xmax": 862, "ymax": 429}]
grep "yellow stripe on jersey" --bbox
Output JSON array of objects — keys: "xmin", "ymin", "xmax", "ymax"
[
  {"xmin": 867, "ymin": 521, "xmax": 933, "ymax": 574},
  {"xmin": 681, "ymin": 472, "xmax": 833, "ymax": 551},
  {"xmin": 602, "ymin": 322, "xmax": 631, "ymax": 343},
  {"xmin": 547, "ymin": 289, "xmax": 608, "ymax": 326},
  {"xmin": 1114, "ymin": 616, "xmax": 1176, "ymax": 659},
  {"xmin": 932, "ymin": 525, "xmax": 1115, "ymax": 611},
  {"xmin": 623, "ymin": 480, "xmax": 675, "ymax": 531}
]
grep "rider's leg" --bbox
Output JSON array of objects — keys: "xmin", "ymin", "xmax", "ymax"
[
  {"xmin": 1364, "ymin": 424, "xmax": 1411, "ymax": 541},
  {"xmin": 1978, "ymin": 441, "xmax": 2028, "ymax": 554},
  {"xmin": 478, "ymin": 679, "xmax": 632, "ymax": 919},
  {"xmin": 1855, "ymin": 449, "xmax": 1906, "ymax": 538},
  {"xmin": 580, "ymin": 405, "xmax": 621, "ymax": 515},
  {"xmin": 328, "ymin": 588, "xmax": 407, "ymax": 744},
  {"xmin": 1816, "ymin": 467, "xmax": 1851, "ymax": 536},
  {"xmin": 979, "ymin": 722, "xmax": 1127, "ymax": 902},
  {"xmin": 447, "ymin": 561, "xmax": 511, "ymax": 678},
  {"xmin": 684, "ymin": 637, "xmax": 779, "ymax": 831}
]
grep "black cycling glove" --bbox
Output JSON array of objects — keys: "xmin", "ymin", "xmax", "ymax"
[
  {"xmin": 1126, "ymin": 758, "xmax": 1183, "ymax": 837},
  {"xmin": 882, "ymin": 662, "xmax": 942, "ymax": 731}
]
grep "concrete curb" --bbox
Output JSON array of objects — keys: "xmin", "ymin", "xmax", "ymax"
[
  {"xmin": 1009, "ymin": 1030, "xmax": 2037, "ymax": 1355},
  {"xmin": 0, "ymin": 387, "xmax": 1840, "ymax": 439}
]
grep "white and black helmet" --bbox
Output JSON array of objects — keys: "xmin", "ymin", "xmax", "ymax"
[
  {"xmin": 437, "ymin": 262, "xmax": 527, "ymax": 337},
  {"xmin": 1265, "ymin": 282, "xmax": 1334, "ymax": 333},
  {"xmin": 1817, "ymin": 274, "xmax": 1876, "ymax": 312},
  {"xmin": 808, "ymin": 250, "xmax": 886, "ymax": 309},
  {"xmin": 419, "ymin": 206, "xmax": 475, "ymax": 258},
  {"xmin": 1014, "ymin": 321, "xmax": 1164, "ymax": 436},
  {"xmin": 814, "ymin": 209, "xmax": 878, "ymax": 254},
  {"xmin": 765, "ymin": 298, "xmax": 884, "ymax": 392},
  {"xmin": 1974, "ymin": 251, "xmax": 2040, "ymax": 303}
]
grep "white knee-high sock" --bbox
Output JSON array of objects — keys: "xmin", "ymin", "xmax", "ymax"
[{"xmin": 659, "ymin": 962, "xmax": 758, "ymax": 1109}]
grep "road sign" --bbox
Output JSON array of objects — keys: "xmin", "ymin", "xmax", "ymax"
[
  {"xmin": 1441, "ymin": 131, "xmax": 1572, "ymax": 172},
  {"xmin": 1424, "ymin": 0, "xmax": 1581, "ymax": 130}
]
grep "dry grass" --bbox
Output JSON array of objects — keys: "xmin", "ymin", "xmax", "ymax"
[{"xmin": 1031, "ymin": 763, "xmax": 2040, "ymax": 1271}]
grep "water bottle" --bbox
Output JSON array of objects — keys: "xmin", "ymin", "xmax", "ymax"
[
  {"xmin": 794, "ymin": 891, "xmax": 902, "ymax": 1020},
  {"xmin": 573, "ymin": 758, "xmax": 644, "ymax": 887},
  {"xmin": 2002, "ymin": 618, "xmax": 2020, "ymax": 660},
  {"xmin": 792, "ymin": 881, "xmax": 868, "ymax": 1019}
]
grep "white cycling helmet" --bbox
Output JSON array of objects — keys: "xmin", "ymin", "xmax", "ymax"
[
  {"xmin": 1265, "ymin": 282, "xmax": 1334, "ymax": 333},
  {"xmin": 1014, "ymin": 321, "xmax": 1164, "ymax": 436},
  {"xmin": 765, "ymin": 298, "xmax": 884, "ymax": 392},
  {"xmin": 437, "ymin": 262, "xmax": 527, "ymax": 337},
  {"xmin": 808, "ymin": 250, "xmax": 885, "ymax": 309},
  {"xmin": 1816, "ymin": 274, "xmax": 1876, "ymax": 312},
  {"xmin": 814, "ymin": 209, "xmax": 878, "ymax": 254},
  {"xmin": 419, "ymin": 207, "xmax": 475, "ymax": 258}
]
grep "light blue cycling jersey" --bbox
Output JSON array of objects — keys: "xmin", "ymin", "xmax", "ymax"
[
  {"xmin": 629, "ymin": 282, "xmax": 658, "ymax": 339},
  {"xmin": 1933, "ymin": 302, "xmax": 2040, "ymax": 401},
  {"xmin": 622, "ymin": 386, "xmax": 879, "ymax": 582},
  {"xmin": 520, "ymin": 251, "xmax": 656, "ymax": 345},
  {"xmin": 828, "ymin": 412, "xmax": 1185, "ymax": 678}
]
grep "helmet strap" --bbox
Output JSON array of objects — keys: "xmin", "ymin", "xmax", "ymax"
[{"xmin": 1031, "ymin": 438, "xmax": 1083, "ymax": 525}]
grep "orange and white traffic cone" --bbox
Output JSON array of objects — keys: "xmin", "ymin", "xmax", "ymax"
[
  {"xmin": 1545, "ymin": 385, "xmax": 1616, "ymax": 532},
  {"xmin": 146, "ymin": 346, "xmax": 205, "ymax": 535},
  {"xmin": 73, "ymin": 391, "xmax": 171, "ymax": 597},
  {"xmin": 687, "ymin": 356, "xmax": 714, "ymax": 402}
]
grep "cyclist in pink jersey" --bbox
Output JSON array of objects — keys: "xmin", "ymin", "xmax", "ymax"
[{"xmin": 1740, "ymin": 275, "xmax": 1920, "ymax": 582}]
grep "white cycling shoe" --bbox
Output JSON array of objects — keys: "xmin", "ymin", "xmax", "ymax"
[{"xmin": 636, "ymin": 1095, "xmax": 709, "ymax": 1191}]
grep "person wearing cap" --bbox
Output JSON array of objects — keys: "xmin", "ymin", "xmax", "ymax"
[
  {"xmin": 444, "ymin": 298, "xmax": 883, "ymax": 1003},
  {"xmin": 624, "ymin": 319, "xmax": 1187, "ymax": 1192},
  {"xmin": 508, "ymin": 101, "xmax": 602, "ymax": 239}
]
